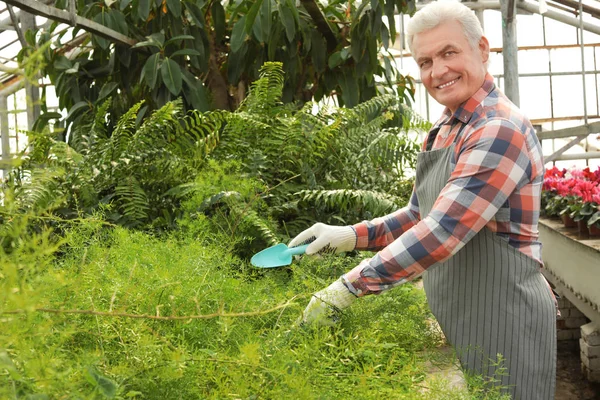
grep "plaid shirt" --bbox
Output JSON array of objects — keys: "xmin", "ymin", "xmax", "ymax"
[{"xmin": 344, "ymin": 74, "xmax": 545, "ymax": 296}]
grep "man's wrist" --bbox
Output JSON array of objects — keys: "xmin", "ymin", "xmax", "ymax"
[{"xmin": 315, "ymin": 278, "xmax": 356, "ymax": 310}]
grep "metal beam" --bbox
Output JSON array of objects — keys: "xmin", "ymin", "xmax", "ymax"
[
  {"xmin": 501, "ymin": 0, "xmax": 520, "ymax": 106},
  {"xmin": 544, "ymin": 134, "xmax": 589, "ymax": 163},
  {"xmin": 551, "ymin": 151, "xmax": 600, "ymax": 161},
  {"xmin": 2, "ymin": 0, "xmax": 136, "ymax": 46},
  {"xmin": 20, "ymin": 11, "xmax": 40, "ymax": 130},
  {"xmin": 518, "ymin": 1, "xmax": 600, "ymax": 36},
  {"xmin": 6, "ymin": 5, "xmax": 26, "ymax": 47},
  {"xmin": 537, "ymin": 120, "xmax": 600, "ymax": 140},
  {"xmin": 0, "ymin": 0, "xmax": 53, "ymax": 32},
  {"xmin": 0, "ymin": 96, "xmax": 10, "ymax": 172},
  {"xmin": 550, "ymin": 0, "xmax": 600, "ymax": 19}
]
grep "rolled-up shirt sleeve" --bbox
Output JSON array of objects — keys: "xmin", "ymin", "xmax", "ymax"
[
  {"xmin": 343, "ymin": 119, "xmax": 533, "ymax": 296},
  {"xmin": 352, "ymin": 189, "xmax": 421, "ymax": 251}
]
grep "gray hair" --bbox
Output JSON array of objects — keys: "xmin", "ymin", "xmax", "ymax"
[{"xmin": 406, "ymin": 1, "xmax": 484, "ymax": 53}]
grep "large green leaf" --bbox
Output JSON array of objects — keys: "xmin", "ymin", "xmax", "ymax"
[
  {"xmin": 109, "ymin": 9, "xmax": 129, "ymax": 35},
  {"xmin": 166, "ymin": 0, "xmax": 181, "ymax": 17},
  {"xmin": 120, "ymin": 0, "xmax": 132, "ymax": 11},
  {"xmin": 98, "ymin": 82, "xmax": 119, "ymax": 101},
  {"xmin": 339, "ymin": 69, "xmax": 359, "ymax": 107},
  {"xmin": 165, "ymin": 34, "xmax": 195, "ymax": 46},
  {"xmin": 245, "ymin": 0, "xmax": 263, "ymax": 34},
  {"xmin": 381, "ymin": 23, "xmax": 390, "ymax": 50},
  {"xmin": 328, "ymin": 51, "xmax": 343, "ymax": 69},
  {"xmin": 133, "ymin": 33, "xmax": 165, "ymax": 49},
  {"xmin": 66, "ymin": 101, "xmax": 91, "ymax": 120},
  {"xmin": 190, "ymin": 26, "xmax": 208, "ymax": 72},
  {"xmin": 257, "ymin": 0, "xmax": 272, "ymax": 43},
  {"xmin": 278, "ymin": 2, "xmax": 295, "ymax": 43},
  {"xmin": 311, "ymin": 30, "xmax": 326, "ymax": 73},
  {"xmin": 148, "ymin": 32, "xmax": 166, "ymax": 47},
  {"xmin": 92, "ymin": 12, "xmax": 114, "ymax": 49},
  {"xmin": 182, "ymin": 70, "xmax": 210, "ymax": 111},
  {"xmin": 171, "ymin": 49, "xmax": 201, "ymax": 57},
  {"xmin": 138, "ymin": 0, "xmax": 151, "ymax": 21},
  {"xmin": 212, "ymin": 1, "xmax": 226, "ymax": 42},
  {"xmin": 227, "ymin": 43, "xmax": 248, "ymax": 83},
  {"xmin": 161, "ymin": 58, "xmax": 183, "ymax": 95},
  {"xmin": 142, "ymin": 53, "xmax": 161, "ymax": 88},
  {"xmin": 54, "ymin": 56, "xmax": 72, "ymax": 71},
  {"xmin": 184, "ymin": 1, "xmax": 204, "ymax": 28},
  {"xmin": 384, "ymin": 1, "xmax": 396, "ymax": 44},
  {"xmin": 230, "ymin": 16, "xmax": 247, "ymax": 53}
]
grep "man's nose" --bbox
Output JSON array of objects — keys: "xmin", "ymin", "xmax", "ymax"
[{"xmin": 431, "ymin": 61, "xmax": 447, "ymax": 80}]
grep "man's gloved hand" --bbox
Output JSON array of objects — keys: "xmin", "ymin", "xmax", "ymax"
[
  {"xmin": 288, "ymin": 223, "xmax": 357, "ymax": 255},
  {"xmin": 301, "ymin": 278, "xmax": 357, "ymax": 326}
]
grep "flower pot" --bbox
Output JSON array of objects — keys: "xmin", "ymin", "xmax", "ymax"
[
  {"xmin": 589, "ymin": 224, "xmax": 600, "ymax": 237},
  {"xmin": 561, "ymin": 214, "xmax": 577, "ymax": 228},
  {"xmin": 577, "ymin": 220, "xmax": 589, "ymax": 237}
]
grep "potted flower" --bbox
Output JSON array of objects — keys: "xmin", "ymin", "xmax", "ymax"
[
  {"xmin": 569, "ymin": 180, "xmax": 599, "ymax": 234},
  {"xmin": 586, "ymin": 193, "xmax": 600, "ymax": 237}
]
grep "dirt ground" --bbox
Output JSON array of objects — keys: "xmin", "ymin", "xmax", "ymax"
[{"xmin": 555, "ymin": 341, "xmax": 600, "ymax": 400}]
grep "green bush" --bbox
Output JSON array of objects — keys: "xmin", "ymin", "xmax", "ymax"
[{"xmin": 0, "ymin": 209, "xmax": 444, "ymax": 399}]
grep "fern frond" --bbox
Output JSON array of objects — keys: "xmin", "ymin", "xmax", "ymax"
[
  {"xmin": 176, "ymin": 110, "xmax": 228, "ymax": 160},
  {"xmin": 361, "ymin": 128, "xmax": 420, "ymax": 174},
  {"xmin": 49, "ymin": 141, "xmax": 83, "ymax": 166},
  {"xmin": 115, "ymin": 176, "xmax": 149, "ymax": 226},
  {"xmin": 110, "ymin": 101, "xmax": 144, "ymax": 157},
  {"xmin": 229, "ymin": 203, "xmax": 279, "ymax": 246},
  {"xmin": 399, "ymin": 104, "xmax": 432, "ymax": 132},
  {"xmin": 296, "ymin": 189, "xmax": 402, "ymax": 217},
  {"xmin": 134, "ymin": 100, "xmax": 183, "ymax": 148},
  {"xmin": 239, "ymin": 62, "xmax": 284, "ymax": 115},
  {"xmin": 349, "ymin": 94, "xmax": 399, "ymax": 123},
  {"xmin": 16, "ymin": 167, "xmax": 68, "ymax": 214}
]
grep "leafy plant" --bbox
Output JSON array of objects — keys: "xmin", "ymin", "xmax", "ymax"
[
  {"xmin": 216, "ymin": 62, "xmax": 424, "ymax": 236},
  {"xmin": 3, "ymin": 98, "xmax": 228, "ymax": 230},
  {"xmin": 22, "ymin": 0, "xmax": 417, "ymax": 134}
]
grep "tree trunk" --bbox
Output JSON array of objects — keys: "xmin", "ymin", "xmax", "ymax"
[{"xmin": 206, "ymin": 30, "xmax": 232, "ymax": 111}]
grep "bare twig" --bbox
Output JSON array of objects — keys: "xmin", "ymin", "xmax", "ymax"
[{"xmin": 2, "ymin": 300, "xmax": 299, "ymax": 321}]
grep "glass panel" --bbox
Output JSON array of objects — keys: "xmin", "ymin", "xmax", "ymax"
[
  {"xmin": 483, "ymin": 10, "xmax": 503, "ymax": 49},
  {"xmin": 520, "ymin": 77, "xmax": 551, "ymax": 121},
  {"xmin": 17, "ymin": 131, "xmax": 29, "ymax": 153},
  {"xmin": 551, "ymin": 76, "xmax": 585, "ymax": 118},
  {"xmin": 16, "ymin": 112, "xmax": 27, "ymax": 133},
  {"xmin": 519, "ymin": 50, "xmax": 549, "ymax": 74},
  {"xmin": 517, "ymin": 14, "xmax": 544, "ymax": 47},
  {"xmin": 488, "ymin": 52, "xmax": 503, "ymax": 77},
  {"xmin": 550, "ymin": 48, "xmax": 582, "ymax": 73},
  {"xmin": 543, "ymin": 18, "xmax": 578, "ymax": 46}
]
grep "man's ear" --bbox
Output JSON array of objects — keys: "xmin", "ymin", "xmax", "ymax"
[{"xmin": 479, "ymin": 36, "xmax": 490, "ymax": 64}]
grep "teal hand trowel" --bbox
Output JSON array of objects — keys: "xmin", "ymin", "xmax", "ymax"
[{"xmin": 251, "ymin": 244, "xmax": 309, "ymax": 268}]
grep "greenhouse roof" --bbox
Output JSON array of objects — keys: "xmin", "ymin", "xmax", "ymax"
[{"xmin": 1, "ymin": 0, "xmax": 600, "ymax": 89}]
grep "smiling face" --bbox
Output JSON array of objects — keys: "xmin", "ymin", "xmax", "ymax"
[{"xmin": 413, "ymin": 20, "xmax": 490, "ymax": 114}]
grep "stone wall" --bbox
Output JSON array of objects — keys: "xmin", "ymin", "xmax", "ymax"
[
  {"xmin": 557, "ymin": 296, "xmax": 588, "ymax": 341},
  {"xmin": 581, "ymin": 322, "xmax": 600, "ymax": 383}
]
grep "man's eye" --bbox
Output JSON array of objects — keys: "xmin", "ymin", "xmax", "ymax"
[
  {"xmin": 420, "ymin": 61, "xmax": 431, "ymax": 69},
  {"xmin": 444, "ymin": 51, "xmax": 456, "ymax": 57}
]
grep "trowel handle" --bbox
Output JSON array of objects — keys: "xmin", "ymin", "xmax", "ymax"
[{"xmin": 286, "ymin": 244, "xmax": 309, "ymax": 256}]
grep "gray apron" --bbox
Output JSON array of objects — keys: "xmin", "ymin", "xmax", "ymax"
[{"xmin": 415, "ymin": 141, "xmax": 556, "ymax": 399}]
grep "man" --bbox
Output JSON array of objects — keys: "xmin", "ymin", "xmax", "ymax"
[{"xmin": 289, "ymin": 1, "xmax": 556, "ymax": 398}]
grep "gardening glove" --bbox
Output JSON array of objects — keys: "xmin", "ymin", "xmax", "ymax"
[
  {"xmin": 288, "ymin": 223, "xmax": 357, "ymax": 255},
  {"xmin": 301, "ymin": 278, "xmax": 357, "ymax": 326}
]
